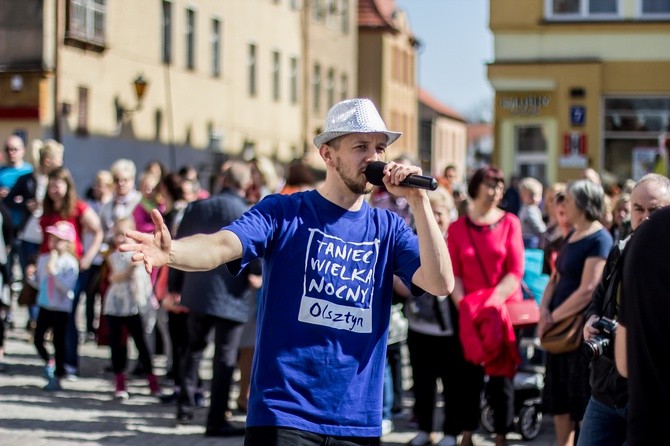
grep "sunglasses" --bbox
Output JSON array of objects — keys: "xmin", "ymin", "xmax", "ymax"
[{"xmin": 484, "ymin": 180, "xmax": 504, "ymax": 189}]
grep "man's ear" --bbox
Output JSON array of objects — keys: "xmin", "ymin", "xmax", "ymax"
[{"xmin": 319, "ymin": 144, "xmax": 333, "ymax": 167}]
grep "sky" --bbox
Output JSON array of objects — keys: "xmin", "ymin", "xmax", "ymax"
[{"xmin": 394, "ymin": 0, "xmax": 494, "ymax": 121}]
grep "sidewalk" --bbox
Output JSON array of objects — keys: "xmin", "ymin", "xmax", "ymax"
[{"xmin": 0, "ymin": 307, "xmax": 555, "ymax": 446}]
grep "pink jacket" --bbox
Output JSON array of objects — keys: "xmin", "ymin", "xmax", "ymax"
[{"xmin": 458, "ymin": 288, "xmax": 521, "ymax": 378}]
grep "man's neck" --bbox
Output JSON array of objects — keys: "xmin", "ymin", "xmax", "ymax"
[{"xmin": 317, "ymin": 182, "xmax": 365, "ymax": 211}]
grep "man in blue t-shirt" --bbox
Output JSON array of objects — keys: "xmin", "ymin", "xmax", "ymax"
[{"xmin": 122, "ymin": 98, "xmax": 454, "ymax": 446}]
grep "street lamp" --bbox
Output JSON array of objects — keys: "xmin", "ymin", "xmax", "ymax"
[
  {"xmin": 114, "ymin": 74, "xmax": 150, "ymax": 135},
  {"xmin": 119, "ymin": 74, "xmax": 149, "ymax": 118},
  {"xmin": 133, "ymin": 75, "xmax": 148, "ymax": 107}
]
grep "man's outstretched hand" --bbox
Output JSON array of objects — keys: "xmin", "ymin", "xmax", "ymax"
[{"xmin": 120, "ymin": 209, "xmax": 171, "ymax": 274}]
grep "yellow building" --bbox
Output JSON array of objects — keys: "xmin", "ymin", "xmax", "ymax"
[
  {"xmin": 0, "ymin": 0, "xmax": 357, "ymax": 190},
  {"xmin": 357, "ymin": 0, "xmax": 419, "ymax": 163},
  {"xmin": 488, "ymin": 0, "xmax": 670, "ymax": 185}
]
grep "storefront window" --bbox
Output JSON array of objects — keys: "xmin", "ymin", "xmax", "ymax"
[
  {"xmin": 515, "ymin": 125, "xmax": 548, "ymax": 183},
  {"xmin": 642, "ymin": 0, "xmax": 670, "ymax": 14},
  {"xmin": 603, "ymin": 97, "xmax": 670, "ymax": 182}
]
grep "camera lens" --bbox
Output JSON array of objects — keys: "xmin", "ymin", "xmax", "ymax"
[{"xmin": 582, "ymin": 336, "xmax": 610, "ymax": 360}]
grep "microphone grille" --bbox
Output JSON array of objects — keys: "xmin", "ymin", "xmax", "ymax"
[{"xmin": 364, "ymin": 162, "xmax": 386, "ymax": 186}]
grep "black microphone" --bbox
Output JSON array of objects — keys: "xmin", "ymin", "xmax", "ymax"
[{"xmin": 365, "ymin": 161, "xmax": 438, "ymax": 191}]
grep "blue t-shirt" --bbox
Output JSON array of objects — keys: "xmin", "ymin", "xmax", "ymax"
[
  {"xmin": 225, "ymin": 190, "xmax": 421, "ymax": 437},
  {"xmin": 0, "ymin": 163, "xmax": 33, "ymax": 190},
  {"xmin": 550, "ymin": 228, "xmax": 612, "ymax": 310},
  {"xmin": 0, "ymin": 163, "xmax": 34, "ymax": 227}
]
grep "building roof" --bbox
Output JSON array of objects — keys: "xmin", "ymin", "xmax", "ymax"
[
  {"xmin": 419, "ymin": 89, "xmax": 467, "ymax": 123},
  {"xmin": 467, "ymin": 122, "xmax": 493, "ymax": 146},
  {"xmin": 358, "ymin": 0, "xmax": 399, "ymax": 31}
]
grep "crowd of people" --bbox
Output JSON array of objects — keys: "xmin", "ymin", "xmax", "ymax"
[{"xmin": 0, "ymin": 97, "xmax": 666, "ymax": 446}]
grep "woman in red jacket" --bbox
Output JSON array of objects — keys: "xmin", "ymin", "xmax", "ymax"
[{"xmin": 447, "ymin": 166, "xmax": 525, "ymax": 446}]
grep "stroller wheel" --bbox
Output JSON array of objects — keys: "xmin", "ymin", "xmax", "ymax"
[
  {"xmin": 480, "ymin": 403, "xmax": 495, "ymax": 433},
  {"xmin": 518, "ymin": 405, "xmax": 543, "ymax": 440}
]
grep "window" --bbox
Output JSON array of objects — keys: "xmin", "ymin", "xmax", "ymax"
[
  {"xmin": 341, "ymin": 0, "xmax": 349, "ymax": 33},
  {"xmin": 546, "ymin": 0, "xmax": 618, "ymax": 19},
  {"xmin": 312, "ymin": 0, "xmax": 325, "ymax": 21},
  {"xmin": 340, "ymin": 73, "xmax": 348, "ymax": 101},
  {"xmin": 185, "ymin": 8, "xmax": 196, "ymax": 70},
  {"xmin": 272, "ymin": 51, "xmax": 281, "ymax": 101},
  {"xmin": 289, "ymin": 56, "xmax": 298, "ymax": 104},
  {"xmin": 211, "ymin": 18, "xmax": 221, "ymax": 77},
  {"xmin": 604, "ymin": 96, "xmax": 670, "ymax": 181},
  {"xmin": 312, "ymin": 63, "xmax": 321, "ymax": 112},
  {"xmin": 326, "ymin": 0, "xmax": 337, "ymax": 27},
  {"xmin": 515, "ymin": 125, "xmax": 548, "ymax": 183},
  {"xmin": 77, "ymin": 86, "xmax": 89, "ymax": 135},
  {"xmin": 161, "ymin": 1, "xmax": 172, "ymax": 64},
  {"xmin": 248, "ymin": 43, "xmax": 257, "ymax": 96},
  {"xmin": 66, "ymin": 0, "xmax": 106, "ymax": 47},
  {"xmin": 642, "ymin": 0, "xmax": 670, "ymax": 15},
  {"xmin": 326, "ymin": 68, "xmax": 335, "ymax": 108}
]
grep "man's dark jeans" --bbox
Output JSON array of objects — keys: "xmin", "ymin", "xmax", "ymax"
[{"xmin": 245, "ymin": 427, "xmax": 380, "ymax": 446}]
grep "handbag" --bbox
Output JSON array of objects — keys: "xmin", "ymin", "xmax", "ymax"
[
  {"xmin": 465, "ymin": 218, "xmax": 540, "ymax": 328},
  {"xmin": 539, "ymin": 313, "xmax": 585, "ymax": 354},
  {"xmin": 506, "ymin": 299, "xmax": 540, "ymax": 329},
  {"xmin": 17, "ymin": 281, "xmax": 38, "ymax": 307}
]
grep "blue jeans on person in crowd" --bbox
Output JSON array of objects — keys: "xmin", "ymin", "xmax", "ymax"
[
  {"xmin": 382, "ymin": 359, "xmax": 393, "ymax": 421},
  {"xmin": 576, "ymin": 396, "xmax": 627, "ymax": 446},
  {"xmin": 64, "ymin": 269, "xmax": 91, "ymax": 373}
]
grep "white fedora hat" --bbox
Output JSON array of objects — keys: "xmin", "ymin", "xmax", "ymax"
[{"xmin": 313, "ymin": 98, "xmax": 402, "ymax": 148}]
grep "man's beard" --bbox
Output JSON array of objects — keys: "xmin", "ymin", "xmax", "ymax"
[{"xmin": 335, "ymin": 161, "xmax": 373, "ymax": 195}]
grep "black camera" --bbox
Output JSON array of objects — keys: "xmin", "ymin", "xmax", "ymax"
[{"xmin": 582, "ymin": 317, "xmax": 618, "ymax": 360}]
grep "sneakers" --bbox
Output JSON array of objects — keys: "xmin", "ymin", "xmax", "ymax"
[
  {"xmin": 43, "ymin": 377, "xmax": 62, "ymax": 391},
  {"xmin": 408, "ymin": 431, "xmax": 432, "ymax": 446},
  {"xmin": 114, "ymin": 389, "xmax": 129, "ymax": 399},
  {"xmin": 381, "ymin": 419, "xmax": 394, "ymax": 436},
  {"xmin": 114, "ymin": 373, "xmax": 129, "ymax": 400},
  {"xmin": 435, "ymin": 435, "xmax": 457, "ymax": 446},
  {"xmin": 43, "ymin": 365, "xmax": 62, "ymax": 391},
  {"xmin": 194, "ymin": 391, "xmax": 206, "ymax": 408}
]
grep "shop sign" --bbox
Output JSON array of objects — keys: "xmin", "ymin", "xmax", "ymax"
[
  {"xmin": 559, "ymin": 132, "xmax": 587, "ymax": 168},
  {"xmin": 499, "ymin": 95, "xmax": 551, "ymax": 117}
]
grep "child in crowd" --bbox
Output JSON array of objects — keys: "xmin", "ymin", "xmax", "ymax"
[
  {"xmin": 103, "ymin": 218, "xmax": 159, "ymax": 399},
  {"xmin": 33, "ymin": 221, "xmax": 79, "ymax": 391},
  {"xmin": 518, "ymin": 177, "xmax": 547, "ymax": 249}
]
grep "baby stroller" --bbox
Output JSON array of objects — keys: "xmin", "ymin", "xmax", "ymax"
[{"xmin": 480, "ymin": 335, "xmax": 545, "ymax": 440}]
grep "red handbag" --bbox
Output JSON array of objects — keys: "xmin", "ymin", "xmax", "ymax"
[{"xmin": 505, "ymin": 299, "xmax": 540, "ymax": 329}]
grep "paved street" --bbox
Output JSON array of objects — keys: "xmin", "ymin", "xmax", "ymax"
[{"xmin": 0, "ymin": 307, "xmax": 555, "ymax": 446}]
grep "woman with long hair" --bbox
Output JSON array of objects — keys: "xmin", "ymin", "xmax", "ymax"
[{"xmin": 41, "ymin": 166, "xmax": 103, "ymax": 377}]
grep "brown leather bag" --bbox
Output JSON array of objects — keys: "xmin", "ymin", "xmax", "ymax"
[
  {"xmin": 539, "ymin": 313, "xmax": 585, "ymax": 354},
  {"xmin": 17, "ymin": 282, "xmax": 38, "ymax": 307}
]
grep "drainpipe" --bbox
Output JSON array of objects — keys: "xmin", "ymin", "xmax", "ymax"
[
  {"xmin": 53, "ymin": 0, "xmax": 61, "ymax": 142},
  {"xmin": 301, "ymin": 2, "xmax": 309, "ymax": 156}
]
